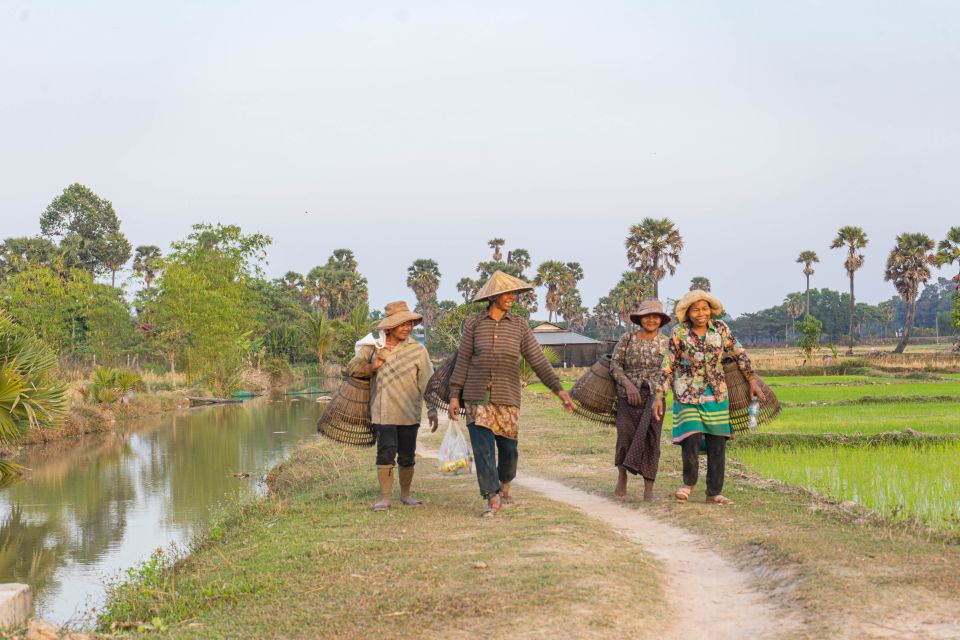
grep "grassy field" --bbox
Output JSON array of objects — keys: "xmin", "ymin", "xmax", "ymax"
[
  {"xmin": 419, "ymin": 394, "xmax": 960, "ymax": 638},
  {"xmin": 95, "ymin": 439, "xmax": 666, "ymax": 639}
]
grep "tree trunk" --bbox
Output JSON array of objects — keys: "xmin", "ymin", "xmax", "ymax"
[
  {"xmin": 652, "ymin": 256, "xmax": 660, "ymax": 299},
  {"xmin": 847, "ymin": 272, "xmax": 855, "ymax": 355},
  {"xmin": 111, "ymin": 270, "xmax": 116, "ymax": 288},
  {"xmin": 805, "ymin": 274, "xmax": 811, "ymax": 316},
  {"xmin": 785, "ymin": 320, "xmax": 789, "ymax": 348},
  {"xmin": 894, "ymin": 297, "xmax": 915, "ymax": 354}
]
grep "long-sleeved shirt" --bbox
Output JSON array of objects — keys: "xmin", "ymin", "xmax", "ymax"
[
  {"xmin": 658, "ymin": 319, "xmax": 754, "ymax": 405},
  {"xmin": 449, "ymin": 310, "xmax": 562, "ymax": 408},
  {"xmin": 610, "ymin": 331, "xmax": 669, "ymax": 397},
  {"xmin": 346, "ymin": 338, "xmax": 434, "ymax": 425}
]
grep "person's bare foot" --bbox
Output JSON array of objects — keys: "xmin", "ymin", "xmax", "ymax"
[
  {"xmin": 706, "ymin": 495, "xmax": 734, "ymax": 505},
  {"xmin": 643, "ymin": 479, "xmax": 656, "ymax": 502},
  {"xmin": 614, "ymin": 467, "xmax": 628, "ymax": 499}
]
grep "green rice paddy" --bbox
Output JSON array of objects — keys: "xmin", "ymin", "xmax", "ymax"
[
  {"xmin": 765, "ymin": 402, "xmax": 960, "ymax": 435},
  {"xmin": 733, "ymin": 442, "xmax": 960, "ymax": 530},
  {"xmin": 773, "ymin": 381, "xmax": 960, "ymax": 405}
]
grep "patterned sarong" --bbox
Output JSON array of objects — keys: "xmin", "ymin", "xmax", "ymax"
[{"xmin": 671, "ymin": 385, "xmax": 732, "ymax": 445}]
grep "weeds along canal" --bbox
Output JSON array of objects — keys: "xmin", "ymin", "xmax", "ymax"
[{"xmin": 0, "ymin": 391, "xmax": 329, "ymax": 624}]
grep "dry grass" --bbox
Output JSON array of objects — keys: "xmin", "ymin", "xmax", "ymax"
[{"xmin": 98, "ymin": 438, "xmax": 667, "ymax": 639}]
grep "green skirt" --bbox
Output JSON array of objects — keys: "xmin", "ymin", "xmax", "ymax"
[{"xmin": 671, "ymin": 386, "xmax": 732, "ymax": 445}]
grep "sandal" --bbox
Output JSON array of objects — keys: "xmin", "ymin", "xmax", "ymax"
[
  {"xmin": 480, "ymin": 497, "xmax": 501, "ymax": 518},
  {"xmin": 674, "ymin": 486, "xmax": 692, "ymax": 502},
  {"xmin": 499, "ymin": 491, "xmax": 515, "ymax": 506},
  {"xmin": 400, "ymin": 496, "xmax": 423, "ymax": 506},
  {"xmin": 706, "ymin": 495, "xmax": 734, "ymax": 505},
  {"xmin": 372, "ymin": 499, "xmax": 390, "ymax": 512}
]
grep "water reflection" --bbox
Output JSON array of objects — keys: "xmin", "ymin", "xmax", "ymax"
[{"xmin": 0, "ymin": 391, "xmax": 328, "ymax": 623}]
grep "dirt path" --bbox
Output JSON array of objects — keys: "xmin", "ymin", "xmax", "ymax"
[
  {"xmin": 513, "ymin": 473, "xmax": 800, "ymax": 640},
  {"xmin": 419, "ymin": 446, "xmax": 800, "ymax": 639}
]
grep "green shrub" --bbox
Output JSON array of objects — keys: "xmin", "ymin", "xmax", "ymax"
[{"xmin": 89, "ymin": 367, "xmax": 145, "ymax": 404}]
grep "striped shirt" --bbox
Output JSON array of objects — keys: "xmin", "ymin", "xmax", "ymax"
[
  {"xmin": 346, "ymin": 338, "xmax": 434, "ymax": 425},
  {"xmin": 449, "ymin": 311, "xmax": 562, "ymax": 408}
]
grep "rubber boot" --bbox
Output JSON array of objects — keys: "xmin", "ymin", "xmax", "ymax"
[
  {"xmin": 373, "ymin": 465, "xmax": 393, "ymax": 511},
  {"xmin": 398, "ymin": 466, "xmax": 422, "ymax": 505}
]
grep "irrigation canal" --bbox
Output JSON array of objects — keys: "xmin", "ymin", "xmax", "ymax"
[{"xmin": 0, "ymin": 390, "xmax": 330, "ymax": 623}]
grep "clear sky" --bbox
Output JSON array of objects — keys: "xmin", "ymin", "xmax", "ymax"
[{"xmin": 2, "ymin": 1, "xmax": 958, "ymax": 318}]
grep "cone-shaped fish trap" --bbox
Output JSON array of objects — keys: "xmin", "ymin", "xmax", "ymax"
[
  {"xmin": 569, "ymin": 354, "xmax": 617, "ymax": 425},
  {"xmin": 316, "ymin": 376, "xmax": 374, "ymax": 447},
  {"xmin": 723, "ymin": 359, "xmax": 781, "ymax": 433},
  {"xmin": 425, "ymin": 353, "xmax": 465, "ymax": 417}
]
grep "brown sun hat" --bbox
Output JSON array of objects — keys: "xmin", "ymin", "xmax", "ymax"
[
  {"xmin": 675, "ymin": 289, "xmax": 724, "ymax": 324},
  {"xmin": 376, "ymin": 301, "xmax": 423, "ymax": 331},
  {"xmin": 472, "ymin": 270, "xmax": 534, "ymax": 302},
  {"xmin": 629, "ymin": 299, "xmax": 672, "ymax": 326}
]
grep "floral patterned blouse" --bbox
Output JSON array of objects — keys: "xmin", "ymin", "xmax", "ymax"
[
  {"xmin": 610, "ymin": 331, "xmax": 669, "ymax": 397},
  {"xmin": 658, "ymin": 320, "xmax": 754, "ymax": 405}
]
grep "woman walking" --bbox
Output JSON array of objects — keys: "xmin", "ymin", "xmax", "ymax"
[
  {"xmin": 448, "ymin": 271, "xmax": 575, "ymax": 517},
  {"xmin": 609, "ymin": 300, "xmax": 671, "ymax": 501},
  {"xmin": 653, "ymin": 290, "xmax": 764, "ymax": 505},
  {"xmin": 347, "ymin": 301, "xmax": 438, "ymax": 512}
]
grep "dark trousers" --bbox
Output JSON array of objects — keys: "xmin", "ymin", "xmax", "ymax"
[
  {"xmin": 467, "ymin": 423, "xmax": 518, "ymax": 499},
  {"xmin": 680, "ymin": 433, "xmax": 726, "ymax": 497},
  {"xmin": 373, "ymin": 424, "xmax": 419, "ymax": 467}
]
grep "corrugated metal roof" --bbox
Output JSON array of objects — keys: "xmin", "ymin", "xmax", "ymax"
[
  {"xmin": 533, "ymin": 332, "xmax": 603, "ymax": 345},
  {"xmin": 532, "ymin": 322, "xmax": 566, "ymax": 333}
]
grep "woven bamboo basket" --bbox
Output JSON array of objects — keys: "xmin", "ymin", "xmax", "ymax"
[
  {"xmin": 569, "ymin": 354, "xmax": 617, "ymax": 425},
  {"xmin": 722, "ymin": 359, "xmax": 781, "ymax": 433},
  {"xmin": 316, "ymin": 376, "xmax": 374, "ymax": 447},
  {"xmin": 425, "ymin": 353, "xmax": 465, "ymax": 416}
]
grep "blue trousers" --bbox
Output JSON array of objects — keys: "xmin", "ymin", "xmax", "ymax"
[{"xmin": 467, "ymin": 423, "xmax": 518, "ymax": 499}]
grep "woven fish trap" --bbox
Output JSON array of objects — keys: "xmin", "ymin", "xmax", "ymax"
[
  {"xmin": 569, "ymin": 354, "xmax": 617, "ymax": 425},
  {"xmin": 722, "ymin": 359, "xmax": 781, "ymax": 433},
  {"xmin": 425, "ymin": 353, "xmax": 465, "ymax": 416},
  {"xmin": 316, "ymin": 376, "xmax": 374, "ymax": 447}
]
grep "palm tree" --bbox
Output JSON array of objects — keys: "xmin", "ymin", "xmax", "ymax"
[
  {"xmin": 877, "ymin": 301, "xmax": 894, "ymax": 340},
  {"xmin": 534, "ymin": 261, "xmax": 573, "ymax": 323},
  {"xmin": 406, "ymin": 259, "xmax": 441, "ymax": 339},
  {"xmin": 303, "ymin": 311, "xmax": 337, "ymax": 371},
  {"xmin": 830, "ymin": 226, "xmax": 868, "ymax": 354},
  {"xmin": 796, "ymin": 250, "xmax": 820, "ymax": 316},
  {"xmin": 456, "ymin": 277, "xmax": 478, "ymax": 303},
  {"xmin": 625, "ymin": 217, "xmax": 683, "ymax": 299},
  {"xmin": 689, "ymin": 276, "xmax": 711, "ymax": 292},
  {"xmin": 0, "ymin": 313, "xmax": 68, "ymax": 477},
  {"xmin": 783, "ymin": 293, "xmax": 805, "ymax": 347},
  {"xmin": 884, "ymin": 233, "xmax": 936, "ymax": 354},
  {"xmin": 935, "ymin": 226, "xmax": 960, "ymax": 294},
  {"xmin": 132, "ymin": 245, "xmax": 162, "ymax": 290},
  {"xmin": 488, "ymin": 238, "xmax": 505, "ymax": 262},
  {"xmin": 507, "ymin": 248, "xmax": 532, "ymax": 272}
]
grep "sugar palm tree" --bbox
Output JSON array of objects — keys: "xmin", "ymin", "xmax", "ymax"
[
  {"xmin": 877, "ymin": 301, "xmax": 895, "ymax": 340},
  {"xmin": 689, "ymin": 276, "xmax": 711, "ymax": 292},
  {"xmin": 884, "ymin": 233, "xmax": 936, "ymax": 354},
  {"xmin": 796, "ymin": 250, "xmax": 820, "ymax": 316},
  {"xmin": 935, "ymin": 226, "xmax": 960, "ymax": 294},
  {"xmin": 487, "ymin": 238, "xmax": 505, "ymax": 262},
  {"xmin": 406, "ymin": 259, "xmax": 441, "ymax": 339},
  {"xmin": 783, "ymin": 293, "xmax": 805, "ymax": 347},
  {"xmin": 625, "ymin": 217, "xmax": 683, "ymax": 299},
  {"xmin": 507, "ymin": 248, "xmax": 532, "ymax": 272},
  {"xmin": 456, "ymin": 277, "xmax": 478, "ymax": 303},
  {"xmin": 830, "ymin": 226, "xmax": 868, "ymax": 354},
  {"xmin": 132, "ymin": 245, "xmax": 162, "ymax": 290},
  {"xmin": 0, "ymin": 313, "xmax": 68, "ymax": 478},
  {"xmin": 534, "ymin": 260, "xmax": 573, "ymax": 323}
]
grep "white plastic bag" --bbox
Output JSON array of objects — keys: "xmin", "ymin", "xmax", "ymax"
[{"xmin": 438, "ymin": 420, "xmax": 472, "ymax": 476}]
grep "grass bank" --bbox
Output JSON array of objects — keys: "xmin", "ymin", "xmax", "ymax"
[
  {"xmin": 416, "ymin": 395, "xmax": 960, "ymax": 638},
  {"xmin": 95, "ymin": 438, "xmax": 667, "ymax": 639}
]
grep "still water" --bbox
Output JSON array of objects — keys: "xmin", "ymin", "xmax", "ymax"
[{"xmin": 0, "ymin": 393, "xmax": 327, "ymax": 623}]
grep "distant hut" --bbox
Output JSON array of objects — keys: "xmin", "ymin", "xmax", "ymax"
[{"xmin": 531, "ymin": 322, "xmax": 604, "ymax": 367}]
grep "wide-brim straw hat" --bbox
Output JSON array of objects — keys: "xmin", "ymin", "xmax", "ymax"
[
  {"xmin": 473, "ymin": 270, "xmax": 534, "ymax": 302},
  {"xmin": 629, "ymin": 299, "xmax": 672, "ymax": 326},
  {"xmin": 376, "ymin": 301, "xmax": 423, "ymax": 331},
  {"xmin": 675, "ymin": 289, "xmax": 724, "ymax": 324}
]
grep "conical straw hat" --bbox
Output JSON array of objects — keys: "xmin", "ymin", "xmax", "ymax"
[{"xmin": 473, "ymin": 270, "xmax": 534, "ymax": 302}]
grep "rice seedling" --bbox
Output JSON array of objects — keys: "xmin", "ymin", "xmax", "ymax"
[
  {"xmin": 766, "ymin": 402, "xmax": 960, "ymax": 435},
  {"xmin": 732, "ymin": 442, "xmax": 960, "ymax": 530},
  {"xmin": 773, "ymin": 381, "xmax": 960, "ymax": 405}
]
